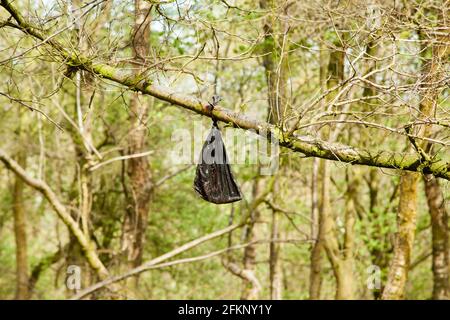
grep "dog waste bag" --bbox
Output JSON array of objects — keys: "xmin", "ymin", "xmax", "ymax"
[{"xmin": 194, "ymin": 121, "xmax": 242, "ymax": 204}]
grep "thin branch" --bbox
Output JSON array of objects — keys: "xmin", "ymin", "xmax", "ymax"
[
  {"xmin": 0, "ymin": 92, "xmax": 63, "ymax": 130},
  {"xmin": 71, "ymin": 237, "xmax": 309, "ymax": 300},
  {"xmin": 70, "ymin": 223, "xmax": 243, "ymax": 299},
  {"xmin": 153, "ymin": 164, "xmax": 193, "ymax": 188},
  {"xmin": 89, "ymin": 150, "xmax": 154, "ymax": 171},
  {"xmin": 1, "ymin": 0, "xmax": 449, "ymax": 180},
  {"xmin": 0, "ymin": 149, "xmax": 112, "ymax": 282}
]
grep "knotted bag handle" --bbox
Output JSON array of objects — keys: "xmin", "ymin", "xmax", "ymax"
[{"xmin": 206, "ymin": 95, "xmax": 222, "ymax": 127}]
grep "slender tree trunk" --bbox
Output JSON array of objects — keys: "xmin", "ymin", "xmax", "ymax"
[
  {"xmin": 319, "ymin": 163, "xmax": 356, "ymax": 300},
  {"xmin": 259, "ymin": 0, "xmax": 288, "ymax": 300},
  {"xmin": 424, "ymin": 175, "xmax": 449, "ymax": 299},
  {"xmin": 66, "ymin": 0, "xmax": 97, "ymax": 293},
  {"xmin": 422, "ymin": 30, "xmax": 449, "ymax": 300},
  {"xmin": 360, "ymin": 41, "xmax": 391, "ymax": 295},
  {"xmin": 259, "ymin": 0, "xmax": 289, "ymax": 126},
  {"xmin": 340, "ymin": 171, "xmax": 357, "ymax": 299},
  {"xmin": 382, "ymin": 172, "xmax": 418, "ymax": 299},
  {"xmin": 13, "ymin": 151, "xmax": 29, "ymax": 300},
  {"xmin": 383, "ymin": 27, "xmax": 448, "ymax": 300},
  {"xmin": 269, "ymin": 199, "xmax": 283, "ymax": 300},
  {"xmin": 241, "ymin": 177, "xmax": 263, "ymax": 300},
  {"xmin": 317, "ymin": 158, "xmax": 332, "ymax": 296},
  {"xmin": 309, "ymin": 158, "xmax": 322, "ymax": 299},
  {"xmin": 315, "ymin": 34, "xmax": 355, "ymax": 300},
  {"xmin": 333, "ymin": 257, "xmax": 355, "ymax": 300},
  {"xmin": 122, "ymin": 0, "xmax": 153, "ymax": 271},
  {"xmin": 364, "ymin": 168, "xmax": 392, "ymax": 298},
  {"xmin": 224, "ymin": 176, "xmax": 274, "ymax": 300},
  {"xmin": 309, "ymin": 38, "xmax": 329, "ymax": 300}
]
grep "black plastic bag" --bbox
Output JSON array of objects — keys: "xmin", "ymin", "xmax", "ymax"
[{"xmin": 194, "ymin": 121, "xmax": 242, "ymax": 204}]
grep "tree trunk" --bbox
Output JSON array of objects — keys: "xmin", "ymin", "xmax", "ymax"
[
  {"xmin": 421, "ymin": 29, "xmax": 449, "ymax": 300},
  {"xmin": 335, "ymin": 263, "xmax": 355, "ymax": 300},
  {"xmin": 259, "ymin": 0, "xmax": 289, "ymax": 126},
  {"xmin": 309, "ymin": 158, "xmax": 322, "ymax": 299},
  {"xmin": 13, "ymin": 151, "xmax": 29, "ymax": 300},
  {"xmin": 259, "ymin": 0, "xmax": 288, "ymax": 300},
  {"xmin": 424, "ymin": 175, "xmax": 449, "ymax": 299},
  {"xmin": 315, "ymin": 32, "xmax": 355, "ymax": 300},
  {"xmin": 319, "ymin": 163, "xmax": 356, "ymax": 300},
  {"xmin": 339, "ymin": 171, "xmax": 357, "ymax": 299},
  {"xmin": 223, "ymin": 176, "xmax": 273, "ymax": 300},
  {"xmin": 241, "ymin": 178, "xmax": 263, "ymax": 300},
  {"xmin": 382, "ymin": 172, "xmax": 418, "ymax": 299},
  {"xmin": 122, "ymin": 0, "xmax": 153, "ymax": 271},
  {"xmin": 66, "ymin": 0, "xmax": 97, "ymax": 293},
  {"xmin": 269, "ymin": 203, "xmax": 283, "ymax": 300},
  {"xmin": 383, "ymin": 26, "xmax": 448, "ymax": 300},
  {"xmin": 309, "ymin": 38, "xmax": 329, "ymax": 300}
]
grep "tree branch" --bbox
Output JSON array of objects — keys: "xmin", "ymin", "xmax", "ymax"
[
  {"xmin": 0, "ymin": 149, "xmax": 111, "ymax": 281},
  {"xmin": 1, "ymin": 0, "xmax": 449, "ymax": 180},
  {"xmin": 70, "ymin": 223, "xmax": 243, "ymax": 299}
]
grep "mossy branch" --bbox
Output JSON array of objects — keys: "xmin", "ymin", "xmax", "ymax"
[{"xmin": 1, "ymin": 0, "xmax": 449, "ymax": 180}]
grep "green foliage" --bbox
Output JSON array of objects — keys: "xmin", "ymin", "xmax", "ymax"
[{"xmin": 0, "ymin": 0, "xmax": 448, "ymax": 301}]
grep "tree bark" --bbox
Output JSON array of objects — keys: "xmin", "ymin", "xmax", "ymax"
[
  {"xmin": 241, "ymin": 177, "xmax": 264, "ymax": 300},
  {"xmin": 66, "ymin": 0, "xmax": 97, "ymax": 292},
  {"xmin": 340, "ymin": 171, "xmax": 357, "ymax": 299},
  {"xmin": 309, "ymin": 158, "xmax": 322, "ymax": 299},
  {"xmin": 269, "ymin": 203, "xmax": 283, "ymax": 300},
  {"xmin": 259, "ymin": 0, "xmax": 289, "ymax": 126},
  {"xmin": 223, "ymin": 176, "xmax": 274, "ymax": 300},
  {"xmin": 315, "ymin": 34, "xmax": 355, "ymax": 300},
  {"xmin": 421, "ymin": 30, "xmax": 449, "ymax": 300},
  {"xmin": 424, "ymin": 175, "xmax": 449, "ymax": 299},
  {"xmin": 13, "ymin": 151, "xmax": 29, "ymax": 300},
  {"xmin": 382, "ymin": 172, "xmax": 418, "ymax": 299},
  {"xmin": 259, "ymin": 0, "xmax": 288, "ymax": 300},
  {"xmin": 319, "ymin": 162, "xmax": 356, "ymax": 300},
  {"xmin": 383, "ymin": 26, "xmax": 449, "ymax": 300},
  {"xmin": 121, "ymin": 0, "xmax": 153, "ymax": 271},
  {"xmin": 308, "ymin": 38, "xmax": 329, "ymax": 300}
]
